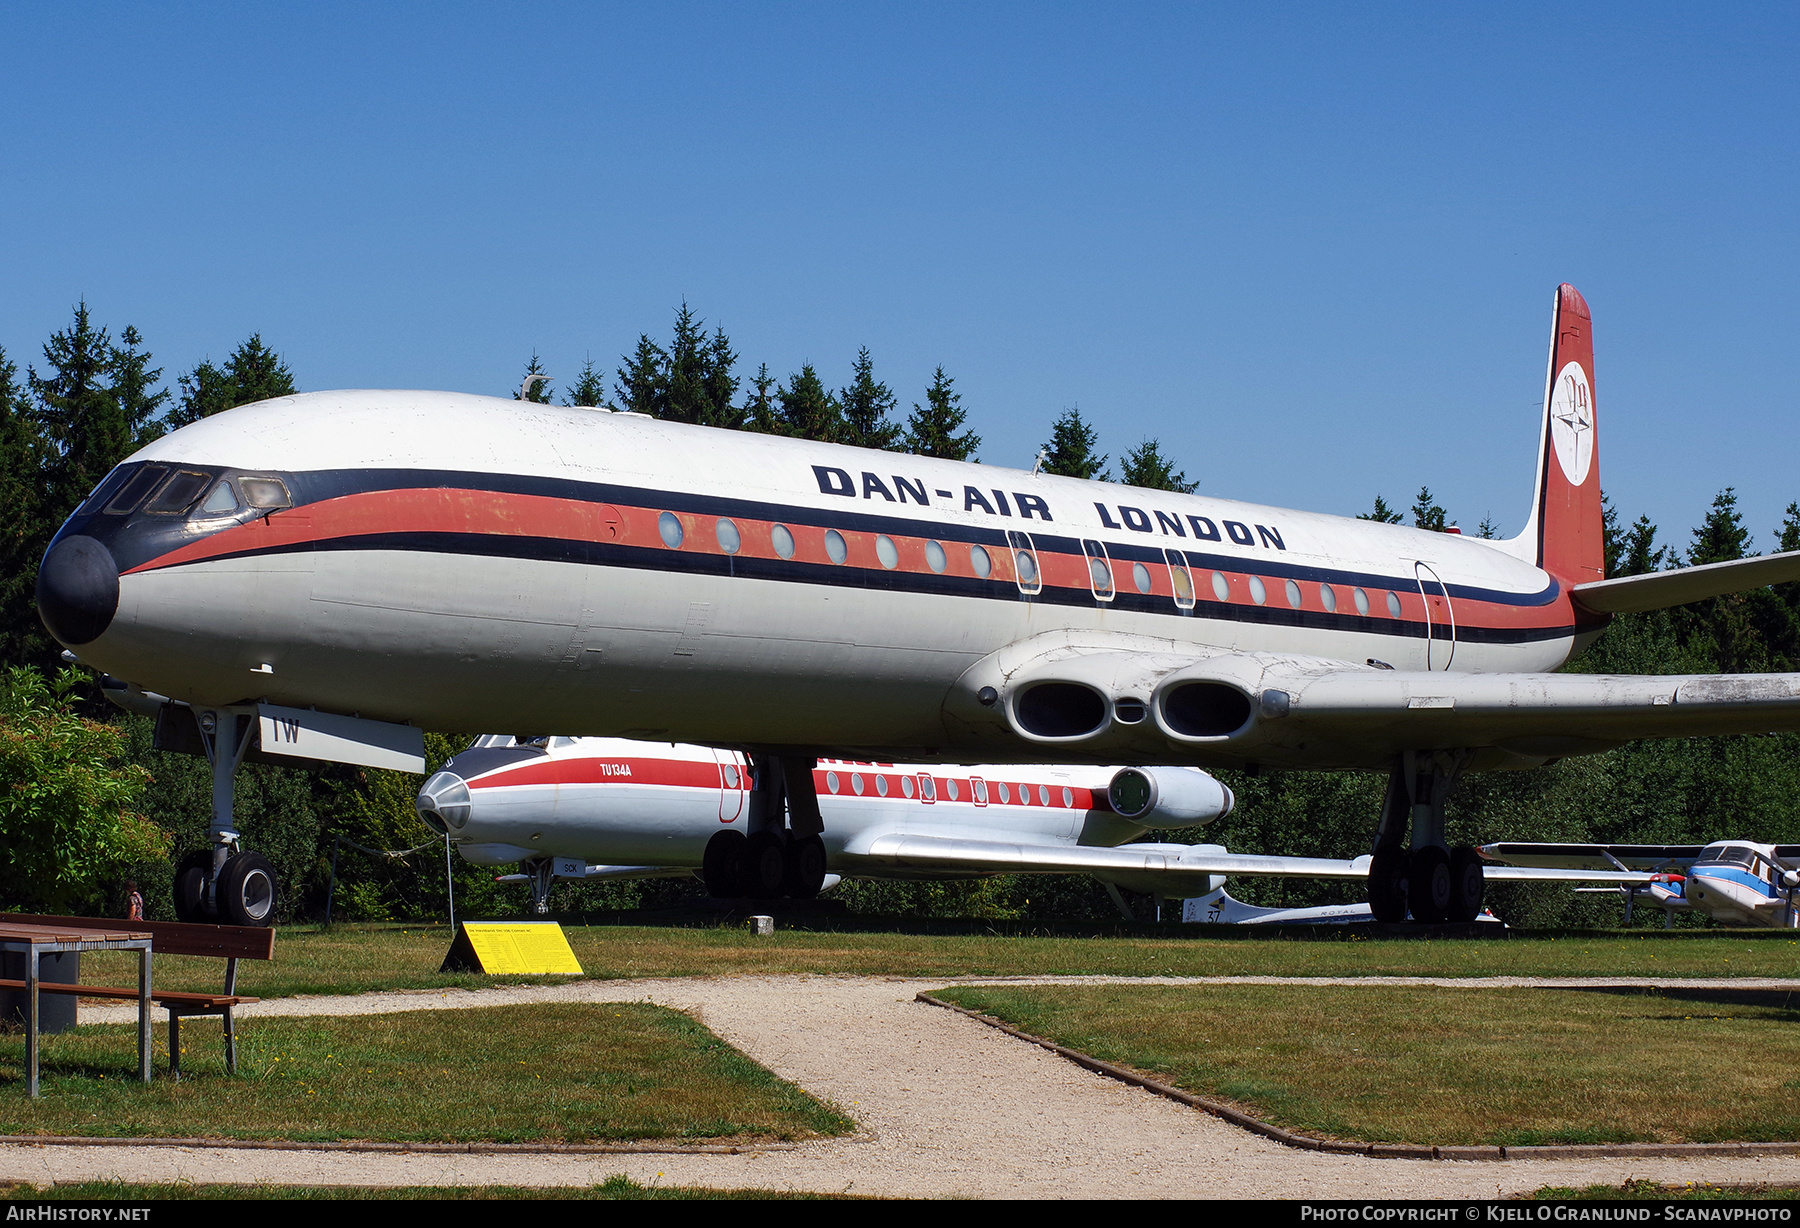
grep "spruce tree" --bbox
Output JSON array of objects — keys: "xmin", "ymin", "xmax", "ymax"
[
  {"xmin": 904, "ymin": 367, "xmax": 979, "ymax": 461},
  {"xmin": 741, "ymin": 363, "xmax": 779, "ymax": 434},
  {"xmin": 614, "ymin": 335, "xmax": 667, "ymax": 416},
  {"xmin": 838, "ymin": 348, "xmax": 901, "ymax": 451},
  {"xmin": 1118, "ymin": 438, "xmax": 1196, "ymax": 493},
  {"xmin": 108, "ymin": 326, "xmax": 169, "ymax": 447},
  {"xmin": 665, "ymin": 304, "xmax": 711, "ymax": 425},
  {"xmin": 1358, "ymin": 495, "xmax": 1404, "ymax": 524},
  {"xmin": 1410, "ymin": 486, "xmax": 1453, "ymax": 532},
  {"xmin": 0, "ymin": 347, "xmax": 50, "ymax": 670},
  {"xmin": 1040, "ymin": 407, "xmax": 1109, "ymax": 480},
  {"xmin": 515, "ymin": 352, "xmax": 553, "ymax": 403},
  {"xmin": 702, "ymin": 327, "xmax": 742, "ymax": 430},
  {"xmin": 777, "ymin": 365, "xmax": 842, "ymax": 442},
  {"xmin": 564, "ymin": 356, "xmax": 610, "ymax": 408},
  {"xmin": 1476, "ymin": 514, "xmax": 1499, "ymax": 540},
  {"xmin": 30, "ymin": 302, "xmax": 131, "ymax": 525},
  {"xmin": 170, "ymin": 335, "xmax": 297, "ymax": 429}
]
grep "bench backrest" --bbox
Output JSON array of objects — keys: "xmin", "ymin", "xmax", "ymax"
[{"xmin": 0, "ymin": 914, "xmax": 275, "ymax": 960}]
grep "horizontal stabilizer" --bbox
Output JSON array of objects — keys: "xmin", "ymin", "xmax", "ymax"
[{"xmin": 1572, "ymin": 550, "xmax": 1800, "ymax": 615}]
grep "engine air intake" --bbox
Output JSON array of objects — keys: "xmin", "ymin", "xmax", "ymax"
[
  {"xmin": 1013, "ymin": 682, "xmax": 1108, "ymax": 740},
  {"xmin": 1160, "ymin": 682, "xmax": 1254, "ymax": 739}
]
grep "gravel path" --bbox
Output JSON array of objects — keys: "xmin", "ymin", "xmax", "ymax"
[{"xmin": 9, "ymin": 974, "xmax": 1800, "ymax": 1199}]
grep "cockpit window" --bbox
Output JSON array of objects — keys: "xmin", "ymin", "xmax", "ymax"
[
  {"xmin": 104, "ymin": 465, "xmax": 169, "ymax": 515},
  {"xmin": 239, "ymin": 477, "xmax": 292, "ymax": 510},
  {"xmin": 82, "ymin": 466, "xmax": 132, "ymax": 514},
  {"xmin": 195, "ymin": 478, "xmax": 240, "ymax": 518},
  {"xmin": 143, "ymin": 470, "xmax": 212, "ymax": 514}
]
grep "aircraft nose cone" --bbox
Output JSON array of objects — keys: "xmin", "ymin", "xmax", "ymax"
[
  {"xmin": 417, "ymin": 770, "xmax": 472, "ymax": 834},
  {"xmin": 36, "ymin": 535, "xmax": 119, "ymax": 646}
]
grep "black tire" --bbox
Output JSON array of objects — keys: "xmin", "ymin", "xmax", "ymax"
[
  {"xmin": 1448, "ymin": 845, "xmax": 1485, "ymax": 923},
  {"xmin": 702, "ymin": 830, "xmax": 747, "ymax": 898},
  {"xmin": 216, "ymin": 851, "xmax": 278, "ymax": 927},
  {"xmin": 739, "ymin": 831, "xmax": 787, "ymax": 899},
  {"xmin": 172, "ymin": 850, "xmax": 213, "ymax": 922},
  {"xmin": 1408, "ymin": 845, "xmax": 1452, "ymax": 924},
  {"xmin": 1367, "ymin": 848, "xmax": 1408, "ymax": 922},
  {"xmin": 783, "ymin": 835, "xmax": 827, "ymax": 900}
]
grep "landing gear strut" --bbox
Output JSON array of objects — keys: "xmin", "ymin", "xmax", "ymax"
[
  {"xmin": 1367, "ymin": 752, "xmax": 1482, "ymax": 924},
  {"xmin": 701, "ymin": 754, "xmax": 829, "ymax": 901},
  {"xmin": 170, "ymin": 707, "xmax": 279, "ymax": 927}
]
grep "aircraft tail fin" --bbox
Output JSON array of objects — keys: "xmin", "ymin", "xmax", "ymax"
[{"xmin": 1500, "ymin": 285, "xmax": 1605, "ymax": 584}]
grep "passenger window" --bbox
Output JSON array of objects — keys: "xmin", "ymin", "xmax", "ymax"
[
  {"xmin": 997, "ymin": 782, "xmax": 1011, "ymax": 804},
  {"xmin": 825, "ymin": 529, "xmax": 848, "ymax": 564},
  {"xmin": 1386, "ymin": 591, "xmax": 1402, "ymax": 618},
  {"xmin": 921, "ymin": 776, "xmax": 937, "ymax": 801},
  {"xmin": 1353, "ymin": 587, "xmax": 1371, "ymax": 615},
  {"xmin": 876, "ymin": 775, "xmax": 889, "ymax": 796},
  {"xmin": 1211, "ymin": 571, "xmax": 1230, "ymax": 601},
  {"xmin": 1062, "ymin": 787, "xmax": 1074, "ymax": 808},
  {"xmin": 1320, "ymin": 584, "xmax": 1338, "ymax": 612},
  {"xmin": 925, "ymin": 540, "xmax": 948, "ymax": 573},
  {"xmin": 1248, "ymin": 576, "xmax": 1267, "ymax": 605},
  {"xmin": 716, "ymin": 519, "xmax": 741, "ymax": 554},
  {"xmin": 1133, "ymin": 562, "xmax": 1153, "ymax": 594},
  {"xmin": 902, "ymin": 776, "xmax": 915, "ymax": 798},
  {"xmin": 851, "ymin": 773, "xmax": 865, "ymax": 795},
  {"xmin": 970, "ymin": 544, "xmax": 993, "ymax": 578},
  {"xmin": 876, "ymin": 535, "xmax": 899, "ymax": 569},
  {"xmin": 771, "ymin": 524, "xmax": 796, "ymax": 559},
  {"xmin": 658, "ymin": 512, "xmax": 685, "ymax": 548},
  {"xmin": 826, "ymin": 771, "xmax": 841, "ymax": 794},
  {"xmin": 1286, "ymin": 579, "xmax": 1302, "ymax": 608}
]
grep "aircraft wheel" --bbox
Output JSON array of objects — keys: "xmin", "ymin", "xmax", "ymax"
[
  {"xmin": 1407, "ymin": 846, "xmax": 1452, "ymax": 924},
  {"xmin": 783, "ymin": 836, "xmax": 827, "ymax": 900},
  {"xmin": 216, "ymin": 851, "xmax": 279, "ymax": 927},
  {"xmin": 1448, "ymin": 845, "xmax": 1484, "ymax": 922},
  {"xmin": 739, "ymin": 831, "xmax": 788, "ymax": 899},
  {"xmin": 172, "ymin": 850, "xmax": 213, "ymax": 922},
  {"xmin": 1367, "ymin": 848, "xmax": 1408, "ymax": 922},
  {"xmin": 702, "ymin": 830, "xmax": 747, "ymax": 898}
]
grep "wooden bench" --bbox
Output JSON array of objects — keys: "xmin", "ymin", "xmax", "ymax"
[{"xmin": 0, "ymin": 913, "xmax": 275, "ymax": 1077}]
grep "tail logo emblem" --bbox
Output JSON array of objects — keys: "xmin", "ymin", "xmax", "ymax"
[{"xmin": 1549, "ymin": 361, "xmax": 1594, "ymax": 486}]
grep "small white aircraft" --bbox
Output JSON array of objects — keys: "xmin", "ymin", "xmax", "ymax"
[
  {"xmin": 419, "ymin": 734, "xmax": 1621, "ymax": 924},
  {"xmin": 1481, "ymin": 841, "xmax": 1800, "ymax": 928},
  {"xmin": 42, "ymin": 284, "xmax": 1800, "ymax": 925}
]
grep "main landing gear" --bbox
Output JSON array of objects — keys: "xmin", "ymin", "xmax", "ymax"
[
  {"xmin": 1366, "ymin": 752, "xmax": 1484, "ymax": 924},
  {"xmin": 170, "ymin": 708, "xmax": 280, "ymax": 927},
  {"xmin": 702, "ymin": 755, "xmax": 829, "ymax": 901}
]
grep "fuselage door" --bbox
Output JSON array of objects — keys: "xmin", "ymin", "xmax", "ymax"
[
  {"xmin": 1414, "ymin": 561, "xmax": 1456, "ymax": 671},
  {"xmin": 713, "ymin": 749, "xmax": 745, "ymax": 823},
  {"xmin": 1081, "ymin": 540, "xmax": 1115, "ymax": 603},
  {"xmin": 971, "ymin": 776, "xmax": 989, "ymax": 807},
  {"xmin": 1007, "ymin": 531, "xmax": 1043, "ymax": 597}
]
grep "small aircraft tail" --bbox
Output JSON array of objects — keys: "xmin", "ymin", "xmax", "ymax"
[{"xmin": 1502, "ymin": 284, "xmax": 1605, "ymax": 585}]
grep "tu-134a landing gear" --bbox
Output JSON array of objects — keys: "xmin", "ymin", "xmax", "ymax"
[{"xmin": 1366, "ymin": 751, "xmax": 1485, "ymax": 924}]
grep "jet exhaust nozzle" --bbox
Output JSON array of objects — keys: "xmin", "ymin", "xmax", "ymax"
[{"xmin": 1107, "ymin": 766, "xmax": 1235, "ymax": 827}]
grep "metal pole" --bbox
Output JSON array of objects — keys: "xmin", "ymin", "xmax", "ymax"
[
  {"xmin": 324, "ymin": 836, "xmax": 340, "ymax": 927},
  {"xmin": 445, "ymin": 834, "xmax": 456, "ymax": 933}
]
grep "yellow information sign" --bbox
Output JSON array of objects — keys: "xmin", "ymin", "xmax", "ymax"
[{"xmin": 439, "ymin": 922, "xmax": 583, "ymax": 975}]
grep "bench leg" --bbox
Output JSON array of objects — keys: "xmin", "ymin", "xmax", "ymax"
[
  {"xmin": 168, "ymin": 1013, "xmax": 181, "ymax": 1080},
  {"xmin": 224, "ymin": 1006, "xmax": 236, "ymax": 1075}
]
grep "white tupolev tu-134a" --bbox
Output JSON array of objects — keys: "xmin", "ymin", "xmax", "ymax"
[
  {"xmin": 415, "ymin": 734, "xmax": 1569, "ymax": 921},
  {"xmin": 38, "ymin": 284, "xmax": 1800, "ymax": 926}
]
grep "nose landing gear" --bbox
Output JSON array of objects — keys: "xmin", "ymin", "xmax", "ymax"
[{"xmin": 170, "ymin": 708, "xmax": 281, "ymax": 927}]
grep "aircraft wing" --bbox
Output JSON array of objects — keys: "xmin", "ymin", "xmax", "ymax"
[
  {"xmin": 856, "ymin": 834, "xmax": 1367, "ymax": 885},
  {"xmin": 856, "ymin": 834, "xmax": 1657, "ymax": 890}
]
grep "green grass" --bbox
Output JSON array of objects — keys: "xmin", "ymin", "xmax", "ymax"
[
  {"xmin": 0, "ymin": 1003, "xmax": 852, "ymax": 1144},
  {"xmin": 0, "ymin": 1178, "xmax": 863, "ymax": 1200},
  {"xmin": 74, "ymin": 923, "xmax": 1800, "ymax": 1000},
  {"xmin": 932, "ymin": 983, "xmax": 1800, "ymax": 1146},
  {"xmin": 1535, "ymin": 1181, "xmax": 1800, "ymax": 1200}
]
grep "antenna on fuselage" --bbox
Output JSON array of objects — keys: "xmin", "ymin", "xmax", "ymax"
[
  {"xmin": 1031, "ymin": 447, "xmax": 1049, "ymax": 475},
  {"xmin": 518, "ymin": 374, "xmax": 553, "ymax": 401}
]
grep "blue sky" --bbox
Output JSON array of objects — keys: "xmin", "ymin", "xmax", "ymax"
[{"xmin": 3, "ymin": 3, "xmax": 1796, "ymax": 550}]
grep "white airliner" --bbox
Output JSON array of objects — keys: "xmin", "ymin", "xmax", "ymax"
[
  {"xmin": 39, "ymin": 284, "xmax": 1800, "ymax": 925},
  {"xmin": 419, "ymin": 734, "xmax": 1627, "ymax": 925},
  {"xmin": 1481, "ymin": 841, "xmax": 1800, "ymax": 928}
]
